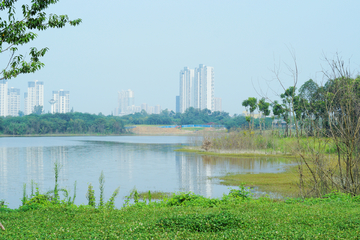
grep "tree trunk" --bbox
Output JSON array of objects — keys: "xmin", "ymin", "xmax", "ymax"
[{"xmin": 0, "ymin": 222, "xmax": 5, "ymax": 230}]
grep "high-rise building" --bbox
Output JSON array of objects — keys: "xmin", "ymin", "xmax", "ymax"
[
  {"xmin": 52, "ymin": 89, "xmax": 70, "ymax": 113},
  {"xmin": 8, "ymin": 87, "xmax": 20, "ymax": 116},
  {"xmin": 117, "ymin": 89, "xmax": 134, "ymax": 115},
  {"xmin": 141, "ymin": 103, "xmax": 148, "ymax": 113},
  {"xmin": 24, "ymin": 92, "xmax": 28, "ymax": 115},
  {"xmin": 25, "ymin": 80, "xmax": 44, "ymax": 115},
  {"xmin": 154, "ymin": 105, "xmax": 161, "ymax": 114},
  {"xmin": 195, "ymin": 64, "xmax": 214, "ymax": 111},
  {"xmin": 147, "ymin": 106, "xmax": 154, "ymax": 114},
  {"xmin": 134, "ymin": 106, "xmax": 141, "ymax": 113},
  {"xmin": 178, "ymin": 64, "xmax": 214, "ymax": 113},
  {"xmin": 0, "ymin": 80, "xmax": 8, "ymax": 117},
  {"xmin": 179, "ymin": 67, "xmax": 194, "ymax": 113},
  {"xmin": 176, "ymin": 96, "xmax": 180, "ymax": 113},
  {"xmin": 214, "ymin": 97, "xmax": 222, "ymax": 112}
]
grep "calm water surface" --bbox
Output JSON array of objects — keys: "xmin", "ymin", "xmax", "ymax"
[{"xmin": 0, "ymin": 136, "xmax": 291, "ymax": 208}]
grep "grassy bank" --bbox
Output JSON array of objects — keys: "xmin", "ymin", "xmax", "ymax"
[
  {"xmin": 218, "ymin": 165, "xmax": 299, "ymax": 197},
  {"xmin": 1, "ymin": 191, "xmax": 360, "ymax": 238},
  {"xmin": 186, "ymin": 131, "xmax": 338, "ymax": 156},
  {"xmin": 175, "ymin": 147, "xmax": 296, "ymax": 158},
  {"xmin": 179, "ymin": 132, "xmax": 340, "ymax": 197}
]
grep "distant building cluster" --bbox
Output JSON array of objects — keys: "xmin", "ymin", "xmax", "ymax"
[
  {"xmin": 50, "ymin": 90, "xmax": 70, "ymax": 114},
  {"xmin": 176, "ymin": 64, "xmax": 222, "ymax": 113},
  {"xmin": 0, "ymin": 79, "xmax": 70, "ymax": 116},
  {"xmin": 114, "ymin": 89, "xmax": 161, "ymax": 116}
]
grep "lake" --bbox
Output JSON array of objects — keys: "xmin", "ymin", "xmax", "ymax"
[{"xmin": 0, "ymin": 136, "xmax": 291, "ymax": 209}]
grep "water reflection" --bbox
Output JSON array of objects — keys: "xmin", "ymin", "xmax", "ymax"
[
  {"xmin": 175, "ymin": 153, "xmax": 291, "ymax": 198},
  {"xmin": 0, "ymin": 136, "xmax": 292, "ymax": 209},
  {"xmin": 0, "ymin": 146, "xmax": 69, "ymax": 199},
  {"xmin": 176, "ymin": 153, "xmax": 212, "ymax": 197},
  {"xmin": 26, "ymin": 147, "xmax": 44, "ymax": 186}
]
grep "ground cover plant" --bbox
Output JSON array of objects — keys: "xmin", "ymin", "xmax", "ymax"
[
  {"xmin": 1, "ymin": 161, "xmax": 360, "ymax": 238},
  {"xmin": 1, "ymin": 189, "xmax": 360, "ymax": 239}
]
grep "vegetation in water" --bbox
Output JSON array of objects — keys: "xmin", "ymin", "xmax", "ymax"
[{"xmin": 218, "ymin": 166, "xmax": 300, "ymax": 197}]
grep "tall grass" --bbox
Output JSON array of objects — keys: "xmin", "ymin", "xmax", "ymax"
[
  {"xmin": 188, "ymin": 130, "xmax": 338, "ymax": 156},
  {"xmin": 189, "ymin": 130, "xmax": 282, "ymax": 154}
]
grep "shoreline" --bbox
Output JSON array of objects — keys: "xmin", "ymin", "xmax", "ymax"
[
  {"xmin": 175, "ymin": 146, "xmax": 299, "ymax": 197},
  {"xmin": 175, "ymin": 147, "xmax": 296, "ymax": 158}
]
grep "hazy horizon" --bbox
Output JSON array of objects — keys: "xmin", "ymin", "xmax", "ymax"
[{"xmin": 3, "ymin": 0, "xmax": 360, "ymax": 115}]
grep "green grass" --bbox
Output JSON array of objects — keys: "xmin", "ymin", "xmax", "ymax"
[
  {"xmin": 175, "ymin": 148, "xmax": 296, "ymax": 158},
  {"xmin": 1, "ymin": 191, "xmax": 360, "ymax": 238},
  {"xmin": 218, "ymin": 166, "xmax": 300, "ymax": 197},
  {"xmin": 135, "ymin": 191, "xmax": 171, "ymax": 200}
]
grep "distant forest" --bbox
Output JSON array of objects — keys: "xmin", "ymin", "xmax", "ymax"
[
  {"xmin": 119, "ymin": 107, "xmax": 272, "ymax": 130},
  {"xmin": 0, "ymin": 112, "xmax": 125, "ymax": 135},
  {"xmin": 0, "ymin": 108, "xmax": 273, "ymax": 135}
]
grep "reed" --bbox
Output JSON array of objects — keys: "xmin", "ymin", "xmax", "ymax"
[{"xmin": 188, "ymin": 130, "xmax": 285, "ymax": 155}]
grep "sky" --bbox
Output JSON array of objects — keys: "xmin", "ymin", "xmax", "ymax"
[{"xmin": 3, "ymin": 0, "xmax": 360, "ymax": 115}]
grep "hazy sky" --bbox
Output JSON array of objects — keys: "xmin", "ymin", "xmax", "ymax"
[{"xmin": 4, "ymin": 0, "xmax": 360, "ymax": 115}]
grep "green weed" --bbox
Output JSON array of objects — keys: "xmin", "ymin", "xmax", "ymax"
[{"xmin": 86, "ymin": 184, "xmax": 96, "ymax": 207}]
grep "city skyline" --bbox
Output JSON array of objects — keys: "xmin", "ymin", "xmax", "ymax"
[
  {"xmin": 0, "ymin": 80, "xmax": 72, "ymax": 116},
  {"xmin": 5, "ymin": 1, "xmax": 359, "ymax": 115},
  {"xmin": 115, "ymin": 89, "xmax": 162, "ymax": 116}
]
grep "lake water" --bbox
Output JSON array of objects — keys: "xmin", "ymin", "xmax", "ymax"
[{"xmin": 0, "ymin": 136, "xmax": 291, "ymax": 209}]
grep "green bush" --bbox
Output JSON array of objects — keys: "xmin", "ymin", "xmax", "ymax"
[{"xmin": 156, "ymin": 212, "xmax": 240, "ymax": 232}]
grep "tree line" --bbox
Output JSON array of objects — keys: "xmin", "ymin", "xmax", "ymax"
[
  {"xmin": 119, "ymin": 108, "xmax": 232, "ymax": 126},
  {"xmin": 0, "ymin": 107, "xmax": 272, "ymax": 136},
  {"xmin": 0, "ymin": 112, "xmax": 125, "ymax": 135},
  {"xmin": 239, "ymin": 75, "xmax": 360, "ymax": 138}
]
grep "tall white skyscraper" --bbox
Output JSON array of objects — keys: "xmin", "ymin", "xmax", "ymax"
[
  {"xmin": 179, "ymin": 67, "xmax": 195, "ymax": 113},
  {"xmin": 141, "ymin": 103, "xmax": 148, "ymax": 112},
  {"xmin": 8, "ymin": 87, "xmax": 20, "ymax": 116},
  {"xmin": 214, "ymin": 97, "xmax": 222, "ymax": 112},
  {"xmin": 179, "ymin": 64, "xmax": 214, "ymax": 113},
  {"xmin": 24, "ymin": 92, "xmax": 28, "ymax": 115},
  {"xmin": 154, "ymin": 105, "xmax": 161, "ymax": 114},
  {"xmin": 0, "ymin": 80, "xmax": 8, "ymax": 117},
  {"xmin": 52, "ymin": 89, "xmax": 70, "ymax": 113},
  {"xmin": 117, "ymin": 89, "xmax": 134, "ymax": 115},
  {"xmin": 24, "ymin": 80, "xmax": 44, "ymax": 115},
  {"xmin": 195, "ymin": 64, "xmax": 214, "ymax": 111}
]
